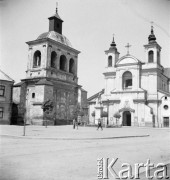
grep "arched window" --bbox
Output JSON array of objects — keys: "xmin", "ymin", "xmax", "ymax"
[
  {"xmin": 108, "ymin": 56, "xmax": 112, "ymax": 67},
  {"xmin": 60, "ymin": 55, "xmax": 67, "ymax": 71},
  {"xmin": 148, "ymin": 50, "xmax": 154, "ymax": 63},
  {"xmin": 69, "ymin": 58, "xmax": 75, "ymax": 74},
  {"xmin": 123, "ymin": 71, "xmax": 132, "ymax": 89},
  {"xmin": 33, "ymin": 51, "xmax": 41, "ymax": 68},
  {"xmin": 51, "ymin": 51, "xmax": 57, "ymax": 68}
]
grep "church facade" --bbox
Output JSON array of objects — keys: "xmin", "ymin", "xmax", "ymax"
[
  {"xmin": 88, "ymin": 27, "xmax": 170, "ymax": 128},
  {"xmin": 13, "ymin": 6, "xmax": 87, "ymax": 125}
]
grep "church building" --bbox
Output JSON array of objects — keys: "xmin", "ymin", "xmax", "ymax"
[
  {"xmin": 88, "ymin": 26, "xmax": 170, "ymax": 128},
  {"xmin": 13, "ymin": 6, "xmax": 87, "ymax": 125}
]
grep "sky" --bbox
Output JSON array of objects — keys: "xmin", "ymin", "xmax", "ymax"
[{"xmin": 0, "ymin": 0, "xmax": 170, "ymax": 97}]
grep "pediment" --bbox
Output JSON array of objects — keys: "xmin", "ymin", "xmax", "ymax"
[{"xmin": 116, "ymin": 55, "xmax": 141, "ymax": 66}]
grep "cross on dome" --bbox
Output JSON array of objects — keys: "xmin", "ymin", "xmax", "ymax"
[{"xmin": 125, "ymin": 43, "xmax": 131, "ymax": 55}]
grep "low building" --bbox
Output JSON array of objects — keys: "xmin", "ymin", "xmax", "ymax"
[{"xmin": 0, "ymin": 69, "xmax": 14, "ymax": 124}]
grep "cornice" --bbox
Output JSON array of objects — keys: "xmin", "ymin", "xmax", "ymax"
[
  {"xmin": 133, "ymin": 99, "xmax": 146, "ymax": 103},
  {"xmin": 111, "ymin": 90, "xmax": 146, "ymax": 94},
  {"xmin": 116, "ymin": 62, "xmax": 140, "ymax": 67},
  {"xmin": 26, "ymin": 38, "xmax": 80, "ymax": 55},
  {"xmin": 147, "ymin": 99, "xmax": 162, "ymax": 103},
  {"xmin": 103, "ymin": 71, "xmax": 116, "ymax": 76}
]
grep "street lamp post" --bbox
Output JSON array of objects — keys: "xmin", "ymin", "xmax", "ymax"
[{"xmin": 107, "ymin": 99, "xmax": 109, "ymax": 127}]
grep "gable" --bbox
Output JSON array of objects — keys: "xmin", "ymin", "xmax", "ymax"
[{"xmin": 116, "ymin": 55, "xmax": 141, "ymax": 66}]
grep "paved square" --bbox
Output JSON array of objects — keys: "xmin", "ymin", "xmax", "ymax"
[{"xmin": 0, "ymin": 125, "xmax": 170, "ymax": 180}]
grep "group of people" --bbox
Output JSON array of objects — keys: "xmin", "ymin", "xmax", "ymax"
[{"xmin": 72, "ymin": 118, "xmax": 103, "ymax": 130}]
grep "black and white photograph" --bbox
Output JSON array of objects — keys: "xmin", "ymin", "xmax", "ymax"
[{"xmin": 0, "ymin": 0, "xmax": 170, "ymax": 179}]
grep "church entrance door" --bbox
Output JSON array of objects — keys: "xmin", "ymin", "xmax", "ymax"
[
  {"xmin": 123, "ymin": 111, "xmax": 131, "ymax": 126},
  {"xmin": 163, "ymin": 117, "xmax": 169, "ymax": 127}
]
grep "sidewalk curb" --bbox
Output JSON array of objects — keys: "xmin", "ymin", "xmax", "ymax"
[{"xmin": 0, "ymin": 134, "xmax": 149, "ymax": 140}]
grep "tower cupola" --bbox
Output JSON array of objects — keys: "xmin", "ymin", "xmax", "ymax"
[
  {"xmin": 48, "ymin": 3, "xmax": 63, "ymax": 34},
  {"xmin": 144, "ymin": 25, "xmax": 161, "ymax": 64},
  {"xmin": 105, "ymin": 35, "xmax": 119, "ymax": 67}
]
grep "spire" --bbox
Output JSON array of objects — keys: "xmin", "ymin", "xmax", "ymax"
[
  {"xmin": 48, "ymin": 3, "xmax": 63, "ymax": 34},
  {"xmin": 109, "ymin": 34, "xmax": 117, "ymax": 50},
  {"xmin": 148, "ymin": 23, "xmax": 156, "ymax": 43}
]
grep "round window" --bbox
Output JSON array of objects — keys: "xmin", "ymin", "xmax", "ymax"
[{"xmin": 164, "ymin": 105, "xmax": 168, "ymax": 110}]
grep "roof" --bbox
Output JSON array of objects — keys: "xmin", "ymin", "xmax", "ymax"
[
  {"xmin": 36, "ymin": 79, "xmax": 53, "ymax": 86},
  {"xmin": 80, "ymin": 88, "xmax": 87, "ymax": 92},
  {"xmin": 37, "ymin": 31, "xmax": 72, "ymax": 48},
  {"xmin": 88, "ymin": 89, "xmax": 104, "ymax": 101},
  {"xmin": 13, "ymin": 81, "xmax": 25, "ymax": 87},
  {"xmin": 0, "ymin": 69, "xmax": 14, "ymax": 82},
  {"xmin": 48, "ymin": 13, "xmax": 63, "ymax": 22},
  {"xmin": 164, "ymin": 68, "xmax": 170, "ymax": 78}
]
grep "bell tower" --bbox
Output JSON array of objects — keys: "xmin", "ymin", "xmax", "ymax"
[
  {"xmin": 103, "ymin": 35, "xmax": 120, "ymax": 96},
  {"xmin": 22, "ymin": 4, "xmax": 80, "ymax": 125},
  {"xmin": 105, "ymin": 35, "xmax": 120, "ymax": 68},
  {"xmin": 144, "ymin": 25, "xmax": 161, "ymax": 65}
]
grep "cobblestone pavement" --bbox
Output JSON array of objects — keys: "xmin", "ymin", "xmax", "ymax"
[{"xmin": 0, "ymin": 125, "xmax": 170, "ymax": 180}]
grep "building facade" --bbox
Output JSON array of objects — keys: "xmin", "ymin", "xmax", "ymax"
[
  {"xmin": 0, "ymin": 69, "xmax": 14, "ymax": 124},
  {"xmin": 88, "ymin": 27, "xmax": 170, "ymax": 128},
  {"xmin": 13, "ymin": 6, "xmax": 86, "ymax": 125}
]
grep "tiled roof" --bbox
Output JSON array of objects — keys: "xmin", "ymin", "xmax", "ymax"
[{"xmin": 0, "ymin": 69, "xmax": 14, "ymax": 82}]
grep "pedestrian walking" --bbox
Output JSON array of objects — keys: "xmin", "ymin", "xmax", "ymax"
[
  {"xmin": 73, "ymin": 118, "xmax": 76, "ymax": 129},
  {"xmin": 97, "ymin": 119, "xmax": 103, "ymax": 130},
  {"xmin": 75, "ymin": 118, "xmax": 79, "ymax": 130}
]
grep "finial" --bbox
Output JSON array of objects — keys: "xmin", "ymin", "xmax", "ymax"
[
  {"xmin": 125, "ymin": 43, "xmax": 131, "ymax": 55},
  {"xmin": 151, "ymin": 21, "xmax": 154, "ymax": 34},
  {"xmin": 56, "ymin": 2, "xmax": 58, "ymax": 13}
]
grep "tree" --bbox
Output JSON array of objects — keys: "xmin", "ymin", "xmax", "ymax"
[
  {"xmin": 91, "ymin": 111, "xmax": 95, "ymax": 117},
  {"xmin": 101, "ymin": 111, "xmax": 108, "ymax": 118},
  {"xmin": 41, "ymin": 99, "xmax": 54, "ymax": 128},
  {"xmin": 113, "ymin": 112, "xmax": 121, "ymax": 125}
]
